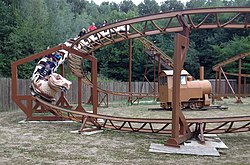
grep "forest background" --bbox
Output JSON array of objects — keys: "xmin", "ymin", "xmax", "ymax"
[{"xmin": 0, "ymin": 0, "xmax": 250, "ymax": 81}]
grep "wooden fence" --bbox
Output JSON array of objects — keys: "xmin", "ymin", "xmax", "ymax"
[
  {"xmin": 0, "ymin": 78, "xmax": 157, "ymax": 111},
  {"xmin": 1, "ymin": 78, "xmax": 250, "ymax": 111}
]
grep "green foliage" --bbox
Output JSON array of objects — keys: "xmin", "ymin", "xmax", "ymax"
[
  {"xmin": 0, "ymin": 0, "xmax": 250, "ymax": 81},
  {"xmin": 160, "ymin": 0, "xmax": 184, "ymax": 12},
  {"xmin": 138, "ymin": 0, "xmax": 160, "ymax": 15},
  {"xmin": 212, "ymin": 36, "xmax": 250, "ymax": 75},
  {"xmin": 120, "ymin": 0, "xmax": 136, "ymax": 13}
]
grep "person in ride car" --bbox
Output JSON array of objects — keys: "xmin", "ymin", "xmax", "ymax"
[
  {"xmin": 39, "ymin": 63, "xmax": 52, "ymax": 80},
  {"xmin": 78, "ymin": 28, "xmax": 87, "ymax": 37},
  {"xmin": 88, "ymin": 22, "xmax": 97, "ymax": 32}
]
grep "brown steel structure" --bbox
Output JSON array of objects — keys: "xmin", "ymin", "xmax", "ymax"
[
  {"xmin": 213, "ymin": 52, "xmax": 250, "ymax": 102},
  {"xmin": 37, "ymin": 96, "xmax": 250, "ymax": 144},
  {"xmin": 84, "ymin": 37, "xmax": 173, "ymax": 106},
  {"xmin": 12, "ymin": 7, "xmax": 250, "ymax": 147}
]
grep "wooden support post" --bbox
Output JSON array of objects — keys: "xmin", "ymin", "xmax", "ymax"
[
  {"xmin": 218, "ymin": 69, "xmax": 222, "ymax": 101},
  {"xmin": 236, "ymin": 59, "xmax": 242, "ymax": 103},
  {"xmin": 165, "ymin": 33, "xmax": 192, "ymax": 147},
  {"xmin": 75, "ymin": 77, "xmax": 85, "ymax": 112},
  {"xmin": 220, "ymin": 67, "xmax": 237, "ymax": 100},
  {"xmin": 158, "ymin": 53, "xmax": 161, "ymax": 98},
  {"xmin": 128, "ymin": 39, "xmax": 133, "ymax": 103},
  {"xmin": 92, "ymin": 57, "xmax": 98, "ymax": 115},
  {"xmin": 153, "ymin": 52, "xmax": 156, "ymax": 95},
  {"xmin": 244, "ymin": 77, "xmax": 247, "ymax": 98}
]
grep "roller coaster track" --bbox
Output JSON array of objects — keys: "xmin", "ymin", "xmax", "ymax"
[
  {"xmin": 66, "ymin": 7, "xmax": 250, "ymax": 102},
  {"xmin": 136, "ymin": 37, "xmax": 173, "ymax": 69},
  {"xmin": 69, "ymin": 7, "xmax": 250, "ymax": 54},
  {"xmin": 54, "ymin": 7, "xmax": 250, "ymax": 137},
  {"xmin": 67, "ymin": 36, "xmax": 173, "ymax": 98},
  {"xmin": 36, "ymin": 97, "xmax": 250, "ymax": 136},
  {"xmin": 12, "ymin": 8, "xmax": 250, "ymax": 142},
  {"xmin": 66, "ymin": 7, "xmax": 250, "ymax": 93},
  {"xmin": 224, "ymin": 72, "xmax": 250, "ymax": 77},
  {"xmin": 212, "ymin": 52, "xmax": 250, "ymax": 72},
  {"xmin": 212, "ymin": 52, "xmax": 250, "ymax": 101},
  {"xmin": 67, "ymin": 52, "xmax": 157, "ymax": 98}
]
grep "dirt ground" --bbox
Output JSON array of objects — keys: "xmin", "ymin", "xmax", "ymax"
[{"xmin": 0, "ymin": 98, "xmax": 250, "ymax": 165}]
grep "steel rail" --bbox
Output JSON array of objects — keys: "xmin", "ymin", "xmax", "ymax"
[
  {"xmin": 224, "ymin": 72, "xmax": 250, "ymax": 78},
  {"xmin": 67, "ymin": 42, "xmax": 159, "ymax": 98},
  {"xmin": 66, "ymin": 8, "xmax": 250, "ymax": 101},
  {"xmin": 212, "ymin": 52, "xmax": 250, "ymax": 71},
  {"xmin": 36, "ymin": 97, "xmax": 250, "ymax": 135},
  {"xmin": 137, "ymin": 37, "xmax": 173, "ymax": 69},
  {"xmin": 70, "ymin": 7, "xmax": 250, "ymax": 53}
]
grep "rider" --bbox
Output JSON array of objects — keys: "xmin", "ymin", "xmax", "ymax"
[
  {"xmin": 78, "ymin": 28, "xmax": 87, "ymax": 37},
  {"xmin": 39, "ymin": 62, "xmax": 52, "ymax": 80},
  {"xmin": 88, "ymin": 22, "xmax": 97, "ymax": 32}
]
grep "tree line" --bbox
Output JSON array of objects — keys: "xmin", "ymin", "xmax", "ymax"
[{"xmin": 0, "ymin": 0, "xmax": 250, "ymax": 81}]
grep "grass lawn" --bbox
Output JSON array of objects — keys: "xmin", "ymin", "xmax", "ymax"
[{"xmin": 0, "ymin": 97, "xmax": 250, "ymax": 164}]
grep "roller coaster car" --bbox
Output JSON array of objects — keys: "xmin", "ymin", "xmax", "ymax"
[
  {"xmin": 31, "ymin": 73, "xmax": 72, "ymax": 102},
  {"xmin": 66, "ymin": 25, "xmax": 130, "ymax": 49},
  {"xmin": 159, "ymin": 70, "xmax": 212, "ymax": 110}
]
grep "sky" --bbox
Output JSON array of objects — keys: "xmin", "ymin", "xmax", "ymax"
[{"xmin": 90, "ymin": 0, "xmax": 188, "ymax": 6}]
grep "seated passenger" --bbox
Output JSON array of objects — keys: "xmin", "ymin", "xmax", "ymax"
[
  {"xmin": 102, "ymin": 20, "xmax": 107, "ymax": 27},
  {"xmin": 39, "ymin": 63, "xmax": 52, "ymax": 80},
  {"xmin": 78, "ymin": 28, "xmax": 87, "ymax": 37},
  {"xmin": 88, "ymin": 22, "xmax": 97, "ymax": 32},
  {"xmin": 50, "ymin": 52, "xmax": 62, "ymax": 72},
  {"xmin": 102, "ymin": 20, "xmax": 108, "ymax": 32},
  {"xmin": 46, "ymin": 55, "xmax": 56, "ymax": 71}
]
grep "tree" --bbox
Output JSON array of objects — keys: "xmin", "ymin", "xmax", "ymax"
[
  {"xmin": 119, "ymin": 0, "xmax": 136, "ymax": 13},
  {"xmin": 212, "ymin": 36, "xmax": 250, "ymax": 75},
  {"xmin": 160, "ymin": 0, "xmax": 184, "ymax": 12},
  {"xmin": 45, "ymin": 0, "xmax": 89, "ymax": 45},
  {"xmin": 110, "ymin": 2, "xmax": 119, "ymax": 11},
  {"xmin": 186, "ymin": 0, "xmax": 206, "ymax": 8},
  {"xmin": 66, "ymin": 0, "xmax": 88, "ymax": 15},
  {"xmin": 0, "ymin": 0, "xmax": 17, "ymax": 76},
  {"xmin": 138, "ymin": 0, "xmax": 160, "ymax": 16},
  {"xmin": 2, "ymin": 0, "xmax": 51, "ymax": 78}
]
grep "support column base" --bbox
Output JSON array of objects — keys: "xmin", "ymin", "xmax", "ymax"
[{"xmin": 165, "ymin": 132, "xmax": 193, "ymax": 148}]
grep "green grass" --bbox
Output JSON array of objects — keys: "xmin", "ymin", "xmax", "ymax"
[{"xmin": 0, "ymin": 97, "xmax": 250, "ymax": 164}]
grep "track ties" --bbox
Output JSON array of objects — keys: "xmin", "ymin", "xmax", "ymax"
[
  {"xmin": 205, "ymin": 121, "xmax": 230, "ymax": 133},
  {"xmin": 228, "ymin": 121, "xmax": 250, "ymax": 133}
]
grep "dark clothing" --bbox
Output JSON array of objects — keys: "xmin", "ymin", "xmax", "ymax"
[
  {"xmin": 39, "ymin": 66, "xmax": 52, "ymax": 79},
  {"xmin": 48, "ymin": 61, "xmax": 56, "ymax": 70},
  {"xmin": 78, "ymin": 30, "xmax": 86, "ymax": 37}
]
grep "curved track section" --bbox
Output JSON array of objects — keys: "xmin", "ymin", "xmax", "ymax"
[
  {"xmin": 67, "ymin": 38, "xmax": 166, "ymax": 98},
  {"xmin": 36, "ymin": 97, "xmax": 250, "ymax": 134},
  {"xmin": 18, "ymin": 7, "xmax": 250, "ymax": 137},
  {"xmin": 69, "ymin": 7, "xmax": 250, "ymax": 53},
  {"xmin": 137, "ymin": 37, "xmax": 173, "ymax": 69},
  {"xmin": 66, "ymin": 7, "xmax": 250, "ymax": 98},
  {"xmin": 69, "ymin": 55, "xmax": 156, "ymax": 97},
  {"xmin": 212, "ymin": 52, "xmax": 250, "ymax": 72},
  {"xmin": 224, "ymin": 72, "xmax": 250, "ymax": 78}
]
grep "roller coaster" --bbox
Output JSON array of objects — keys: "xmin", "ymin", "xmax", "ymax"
[
  {"xmin": 213, "ymin": 52, "xmax": 250, "ymax": 103},
  {"xmin": 12, "ymin": 7, "xmax": 250, "ymax": 147}
]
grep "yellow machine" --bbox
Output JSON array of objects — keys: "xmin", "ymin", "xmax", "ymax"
[{"xmin": 159, "ymin": 70, "xmax": 211, "ymax": 109}]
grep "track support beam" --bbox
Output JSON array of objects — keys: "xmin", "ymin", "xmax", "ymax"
[{"xmin": 165, "ymin": 32, "xmax": 192, "ymax": 147}]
